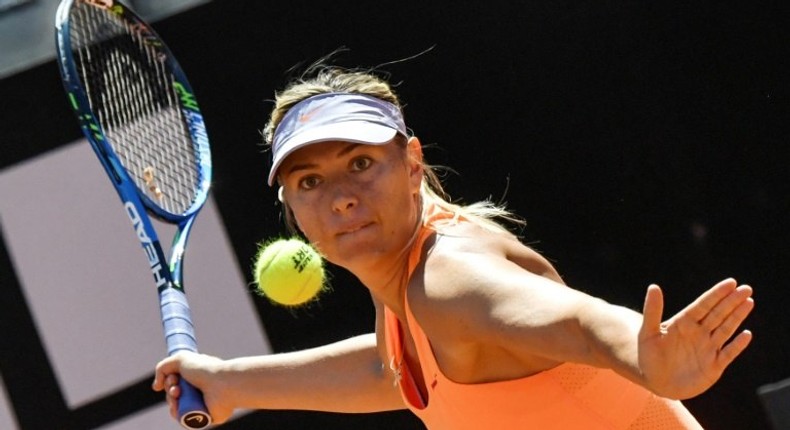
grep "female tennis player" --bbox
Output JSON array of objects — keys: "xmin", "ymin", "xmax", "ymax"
[{"xmin": 153, "ymin": 66, "xmax": 754, "ymax": 429}]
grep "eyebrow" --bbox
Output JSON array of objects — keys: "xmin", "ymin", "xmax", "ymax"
[{"xmin": 284, "ymin": 143, "xmax": 362, "ymax": 177}]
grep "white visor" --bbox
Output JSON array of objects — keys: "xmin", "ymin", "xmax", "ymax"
[{"xmin": 268, "ymin": 93, "xmax": 407, "ymax": 185}]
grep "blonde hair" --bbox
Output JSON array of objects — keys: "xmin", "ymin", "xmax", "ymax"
[{"xmin": 263, "ymin": 65, "xmax": 524, "ymax": 235}]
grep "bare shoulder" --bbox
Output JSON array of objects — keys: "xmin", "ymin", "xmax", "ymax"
[
  {"xmin": 426, "ymin": 221, "xmax": 562, "ymax": 288},
  {"xmin": 405, "ymin": 222, "xmax": 569, "ymax": 379},
  {"xmin": 407, "ymin": 222, "xmax": 561, "ymax": 338}
]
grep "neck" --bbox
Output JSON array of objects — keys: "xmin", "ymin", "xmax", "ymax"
[
  {"xmin": 347, "ymin": 194, "xmax": 427, "ymax": 313},
  {"xmin": 351, "ymin": 217, "xmax": 422, "ymax": 315},
  {"xmin": 355, "ymin": 241, "xmax": 413, "ymax": 314}
]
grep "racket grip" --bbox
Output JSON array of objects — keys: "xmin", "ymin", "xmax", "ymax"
[
  {"xmin": 178, "ymin": 379, "xmax": 211, "ymax": 429},
  {"xmin": 160, "ymin": 288, "xmax": 212, "ymax": 429}
]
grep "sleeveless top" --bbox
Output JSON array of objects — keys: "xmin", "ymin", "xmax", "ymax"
[{"xmin": 383, "ymin": 206, "xmax": 703, "ymax": 429}]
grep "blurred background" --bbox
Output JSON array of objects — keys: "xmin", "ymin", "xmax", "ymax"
[{"xmin": 1, "ymin": 0, "xmax": 787, "ymax": 428}]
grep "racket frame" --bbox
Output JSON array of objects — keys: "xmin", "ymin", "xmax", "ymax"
[{"xmin": 55, "ymin": 1, "xmax": 213, "ymax": 428}]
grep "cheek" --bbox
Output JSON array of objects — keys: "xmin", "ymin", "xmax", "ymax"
[
  {"xmin": 287, "ymin": 197, "xmax": 326, "ymax": 241},
  {"xmin": 283, "ymin": 195, "xmax": 309, "ymax": 232},
  {"xmin": 290, "ymin": 207, "xmax": 312, "ymax": 235}
]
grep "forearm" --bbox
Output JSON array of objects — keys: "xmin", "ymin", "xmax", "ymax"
[
  {"xmin": 217, "ymin": 333, "xmax": 404, "ymax": 413},
  {"xmin": 577, "ymin": 299, "xmax": 646, "ymax": 386}
]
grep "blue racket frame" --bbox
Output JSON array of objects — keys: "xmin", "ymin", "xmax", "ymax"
[{"xmin": 55, "ymin": 0, "xmax": 212, "ymax": 428}]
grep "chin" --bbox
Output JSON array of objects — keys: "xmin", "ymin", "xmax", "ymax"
[{"xmin": 334, "ymin": 244, "xmax": 391, "ymax": 268}]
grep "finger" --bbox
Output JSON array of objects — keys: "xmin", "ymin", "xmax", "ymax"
[
  {"xmin": 700, "ymin": 285, "xmax": 753, "ymax": 332},
  {"xmin": 711, "ymin": 297, "xmax": 755, "ymax": 347},
  {"xmin": 152, "ymin": 355, "xmax": 181, "ymax": 391},
  {"xmin": 168, "ymin": 383, "xmax": 181, "ymax": 399},
  {"xmin": 682, "ymin": 278, "xmax": 738, "ymax": 322},
  {"xmin": 165, "ymin": 375, "xmax": 182, "ymax": 419},
  {"xmin": 168, "ymin": 394, "xmax": 178, "ymax": 419},
  {"xmin": 152, "ymin": 364, "xmax": 168, "ymax": 391},
  {"xmin": 641, "ymin": 284, "xmax": 665, "ymax": 337},
  {"xmin": 717, "ymin": 330, "xmax": 753, "ymax": 369},
  {"xmin": 152, "ymin": 377, "xmax": 164, "ymax": 392},
  {"xmin": 165, "ymin": 373, "xmax": 180, "ymax": 388}
]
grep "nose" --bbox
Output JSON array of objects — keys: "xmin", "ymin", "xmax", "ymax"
[{"xmin": 330, "ymin": 185, "xmax": 358, "ymax": 213}]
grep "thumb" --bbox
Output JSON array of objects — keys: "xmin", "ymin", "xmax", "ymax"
[{"xmin": 641, "ymin": 284, "xmax": 666, "ymax": 338}]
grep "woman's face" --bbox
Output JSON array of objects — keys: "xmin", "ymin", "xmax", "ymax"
[{"xmin": 278, "ymin": 138, "xmax": 423, "ymax": 270}]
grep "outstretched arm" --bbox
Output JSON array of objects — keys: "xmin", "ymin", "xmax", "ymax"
[
  {"xmin": 153, "ymin": 333, "xmax": 404, "ymax": 424},
  {"xmin": 550, "ymin": 277, "xmax": 753, "ymax": 399},
  {"xmin": 421, "ymin": 235, "xmax": 754, "ymax": 399},
  {"xmin": 521, "ymin": 275, "xmax": 753, "ymax": 399}
]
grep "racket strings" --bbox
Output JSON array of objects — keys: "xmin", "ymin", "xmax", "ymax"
[{"xmin": 69, "ymin": 1, "xmax": 201, "ymax": 216}]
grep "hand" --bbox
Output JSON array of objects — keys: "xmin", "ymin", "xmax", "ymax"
[
  {"xmin": 153, "ymin": 351, "xmax": 234, "ymax": 425},
  {"xmin": 637, "ymin": 278, "xmax": 754, "ymax": 399}
]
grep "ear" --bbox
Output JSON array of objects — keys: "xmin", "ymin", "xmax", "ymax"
[
  {"xmin": 407, "ymin": 136, "xmax": 424, "ymax": 162},
  {"xmin": 406, "ymin": 136, "xmax": 424, "ymax": 193}
]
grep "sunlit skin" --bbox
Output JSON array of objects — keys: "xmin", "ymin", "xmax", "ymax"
[{"xmin": 152, "ymin": 135, "xmax": 755, "ymax": 426}]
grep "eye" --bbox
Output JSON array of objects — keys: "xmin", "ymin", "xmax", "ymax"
[
  {"xmin": 350, "ymin": 156, "xmax": 372, "ymax": 172},
  {"xmin": 298, "ymin": 175, "xmax": 322, "ymax": 190}
]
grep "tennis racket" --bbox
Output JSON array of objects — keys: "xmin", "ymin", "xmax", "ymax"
[{"xmin": 55, "ymin": 0, "xmax": 212, "ymax": 428}]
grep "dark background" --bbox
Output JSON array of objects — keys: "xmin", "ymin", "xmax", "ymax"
[{"xmin": 2, "ymin": 0, "xmax": 788, "ymax": 428}]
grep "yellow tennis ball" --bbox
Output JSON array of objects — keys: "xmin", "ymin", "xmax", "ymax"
[{"xmin": 253, "ymin": 238, "xmax": 325, "ymax": 306}]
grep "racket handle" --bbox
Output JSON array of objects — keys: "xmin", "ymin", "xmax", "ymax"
[
  {"xmin": 160, "ymin": 288, "xmax": 212, "ymax": 429},
  {"xmin": 178, "ymin": 379, "xmax": 211, "ymax": 429}
]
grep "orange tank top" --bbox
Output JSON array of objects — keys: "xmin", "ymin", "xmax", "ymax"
[{"xmin": 384, "ymin": 206, "xmax": 703, "ymax": 429}]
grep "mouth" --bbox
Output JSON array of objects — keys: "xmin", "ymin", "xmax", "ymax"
[{"xmin": 337, "ymin": 222, "xmax": 373, "ymax": 236}]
